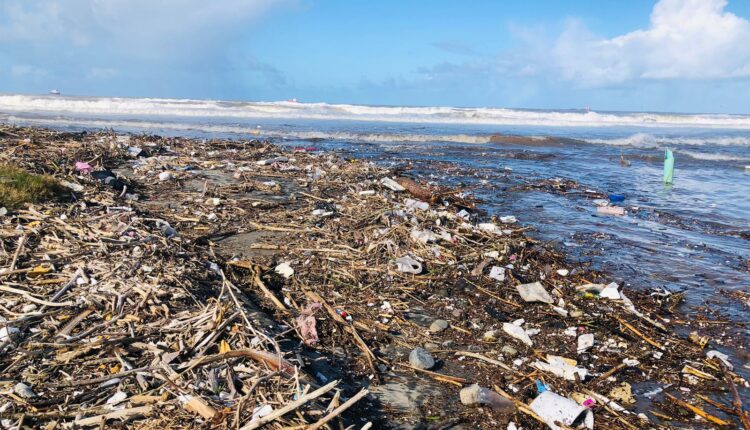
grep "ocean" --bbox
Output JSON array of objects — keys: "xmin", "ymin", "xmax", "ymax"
[{"xmin": 2, "ymin": 93, "xmax": 749, "ymax": 325}]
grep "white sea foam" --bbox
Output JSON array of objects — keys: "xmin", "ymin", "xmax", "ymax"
[
  {"xmin": 4, "ymin": 94, "xmax": 750, "ymax": 130},
  {"xmin": 584, "ymin": 133, "xmax": 750, "ymax": 148}
]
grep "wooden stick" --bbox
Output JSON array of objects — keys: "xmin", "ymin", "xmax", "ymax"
[
  {"xmin": 666, "ymin": 393, "xmax": 730, "ymax": 426},
  {"xmin": 253, "ymin": 269, "xmax": 288, "ymax": 312},
  {"xmin": 239, "ymin": 380, "xmax": 338, "ymax": 430},
  {"xmin": 454, "ymin": 351, "xmax": 516, "ymax": 373},
  {"xmin": 723, "ymin": 365, "xmax": 750, "ymax": 430},
  {"xmin": 307, "ymin": 388, "xmax": 369, "ymax": 430},
  {"xmin": 615, "ymin": 316, "xmax": 662, "ymax": 349},
  {"xmin": 0, "ymin": 286, "xmax": 73, "ymax": 307},
  {"xmin": 74, "ymin": 405, "xmax": 152, "ymax": 426}
]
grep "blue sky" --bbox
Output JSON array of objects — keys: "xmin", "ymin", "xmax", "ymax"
[{"xmin": 2, "ymin": 0, "xmax": 750, "ymax": 113}]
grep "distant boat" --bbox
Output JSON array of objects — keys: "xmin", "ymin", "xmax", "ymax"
[{"xmin": 49, "ymin": 89, "xmax": 60, "ymax": 95}]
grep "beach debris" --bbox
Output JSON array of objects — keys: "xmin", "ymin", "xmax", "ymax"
[
  {"xmin": 297, "ymin": 303, "xmax": 322, "ymax": 346},
  {"xmin": 489, "ymin": 266, "xmax": 505, "ymax": 282},
  {"xmin": 394, "ymin": 255, "xmax": 422, "ymax": 274},
  {"xmin": 503, "ymin": 321, "xmax": 533, "ymax": 346},
  {"xmin": 529, "ymin": 391, "xmax": 594, "ymax": 430},
  {"xmin": 556, "ymin": 269, "xmax": 569, "ymax": 277},
  {"xmin": 532, "ymin": 356, "xmax": 588, "ymax": 381},
  {"xmin": 608, "ymin": 194, "xmax": 625, "ymax": 203},
  {"xmin": 411, "ymin": 228, "xmax": 438, "ymax": 244},
  {"xmin": 608, "ymin": 382, "xmax": 635, "ymax": 405},
  {"xmin": 158, "ymin": 171, "xmax": 172, "ymax": 181},
  {"xmin": 459, "ymin": 384, "xmax": 515, "ymax": 412},
  {"xmin": 256, "ymin": 156, "xmax": 288, "ymax": 165},
  {"xmin": 599, "ymin": 283, "xmax": 621, "ymax": 300},
  {"xmin": 74, "ymin": 161, "xmax": 92, "ymax": 174},
  {"xmin": 664, "ymin": 147, "xmax": 675, "ymax": 184},
  {"xmin": 688, "ymin": 331, "xmax": 709, "ymax": 348},
  {"xmin": 429, "ymin": 319, "xmax": 449, "ymax": 333},
  {"xmin": 577, "ymin": 333, "xmax": 594, "ymax": 354},
  {"xmin": 381, "ymin": 177, "xmax": 405, "ymax": 191},
  {"xmin": 0, "ymin": 326, "xmax": 19, "ymax": 342},
  {"xmin": 707, "ymin": 350, "xmax": 733, "ymax": 370},
  {"xmin": 477, "ymin": 222, "xmax": 503, "ymax": 235},
  {"xmin": 516, "ymin": 281, "xmax": 554, "ymax": 304},
  {"xmin": 274, "ymin": 262, "xmax": 294, "ymax": 278},
  {"xmin": 596, "ymin": 206, "xmax": 625, "ymax": 216},
  {"xmin": 13, "ymin": 382, "xmax": 37, "ymax": 399},
  {"xmin": 404, "ymin": 198, "xmax": 429, "ymax": 211},
  {"xmin": 499, "ymin": 215, "xmax": 517, "ymax": 224},
  {"xmin": 409, "ymin": 347, "xmax": 435, "ymax": 370}
]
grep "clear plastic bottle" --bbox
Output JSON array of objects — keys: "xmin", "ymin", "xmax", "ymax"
[{"xmin": 460, "ymin": 384, "xmax": 515, "ymax": 413}]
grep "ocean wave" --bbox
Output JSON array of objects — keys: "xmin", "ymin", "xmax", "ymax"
[
  {"xmin": 4, "ymin": 94, "xmax": 750, "ymax": 129},
  {"xmin": 680, "ymin": 150, "xmax": 750, "ymax": 162},
  {"xmin": 585, "ymin": 133, "xmax": 750, "ymax": 148}
]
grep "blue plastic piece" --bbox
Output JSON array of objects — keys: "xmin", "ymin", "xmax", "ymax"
[{"xmin": 608, "ymin": 194, "xmax": 625, "ymax": 203}]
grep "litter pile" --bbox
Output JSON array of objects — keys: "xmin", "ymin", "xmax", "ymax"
[{"xmin": 0, "ymin": 125, "xmax": 747, "ymax": 429}]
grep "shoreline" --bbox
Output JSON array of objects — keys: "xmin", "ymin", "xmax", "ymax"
[{"xmin": 0, "ymin": 124, "xmax": 747, "ymax": 429}]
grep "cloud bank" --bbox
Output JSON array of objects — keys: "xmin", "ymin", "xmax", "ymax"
[{"xmin": 550, "ymin": 0, "xmax": 750, "ymax": 86}]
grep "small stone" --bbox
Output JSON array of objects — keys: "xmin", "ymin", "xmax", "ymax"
[
  {"xmin": 424, "ymin": 342, "xmax": 440, "ymax": 352},
  {"xmin": 570, "ymin": 309, "xmax": 583, "ymax": 318},
  {"xmin": 429, "ymin": 319, "xmax": 449, "ymax": 333},
  {"xmin": 452, "ymin": 309, "xmax": 464, "ymax": 319},
  {"xmin": 409, "ymin": 347, "xmax": 435, "ymax": 370},
  {"xmin": 442, "ymin": 340, "xmax": 456, "ymax": 348},
  {"xmin": 13, "ymin": 382, "xmax": 37, "ymax": 399},
  {"xmin": 436, "ymin": 289, "xmax": 450, "ymax": 297},
  {"xmin": 501, "ymin": 345, "xmax": 518, "ymax": 357}
]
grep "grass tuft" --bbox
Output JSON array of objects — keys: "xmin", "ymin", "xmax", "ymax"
[{"xmin": 0, "ymin": 165, "xmax": 66, "ymax": 209}]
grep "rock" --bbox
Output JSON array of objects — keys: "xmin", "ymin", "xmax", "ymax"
[
  {"xmin": 409, "ymin": 347, "xmax": 435, "ymax": 370},
  {"xmin": 460, "ymin": 384, "xmax": 482, "ymax": 405},
  {"xmin": 13, "ymin": 382, "xmax": 37, "ymax": 399},
  {"xmin": 452, "ymin": 309, "xmax": 464, "ymax": 319},
  {"xmin": 501, "ymin": 345, "xmax": 518, "ymax": 357},
  {"xmin": 442, "ymin": 340, "xmax": 456, "ymax": 348},
  {"xmin": 429, "ymin": 319, "xmax": 449, "ymax": 333},
  {"xmin": 515, "ymin": 282, "xmax": 554, "ymax": 304},
  {"xmin": 436, "ymin": 288, "xmax": 450, "ymax": 298},
  {"xmin": 569, "ymin": 309, "xmax": 583, "ymax": 318}
]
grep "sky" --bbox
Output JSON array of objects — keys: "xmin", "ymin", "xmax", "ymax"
[{"xmin": 2, "ymin": 0, "xmax": 750, "ymax": 113}]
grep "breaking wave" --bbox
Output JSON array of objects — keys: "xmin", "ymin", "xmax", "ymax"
[{"xmin": 4, "ymin": 94, "xmax": 750, "ymax": 129}]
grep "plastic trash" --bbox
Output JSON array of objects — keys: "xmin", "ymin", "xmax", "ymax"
[
  {"xmin": 502, "ymin": 322, "xmax": 533, "ymax": 346},
  {"xmin": 395, "ymin": 256, "xmax": 422, "ymax": 274},
  {"xmin": 13, "ymin": 382, "xmax": 37, "ymax": 399},
  {"xmin": 556, "ymin": 269, "xmax": 569, "ymax": 277},
  {"xmin": 599, "ymin": 283, "xmax": 621, "ymax": 300},
  {"xmin": 158, "ymin": 222, "xmax": 177, "ymax": 238},
  {"xmin": 499, "ymin": 215, "xmax": 517, "ymax": 224},
  {"xmin": 410, "ymin": 229, "xmax": 438, "ymax": 244},
  {"xmin": 74, "ymin": 161, "xmax": 92, "ymax": 174},
  {"xmin": 404, "ymin": 198, "xmax": 429, "ymax": 211},
  {"xmin": 706, "ymin": 350, "xmax": 733, "ymax": 370},
  {"xmin": 381, "ymin": 177, "xmax": 406, "ymax": 192},
  {"xmin": 158, "ymin": 171, "xmax": 172, "ymax": 181},
  {"xmin": 296, "ymin": 302, "xmax": 322, "ymax": 346},
  {"xmin": 577, "ymin": 333, "xmax": 594, "ymax": 354},
  {"xmin": 529, "ymin": 391, "xmax": 594, "ymax": 430},
  {"xmin": 358, "ymin": 190, "xmax": 376, "ymax": 196},
  {"xmin": 0, "ymin": 326, "xmax": 20, "ymax": 342},
  {"xmin": 477, "ymin": 223, "xmax": 503, "ymax": 235},
  {"xmin": 531, "ymin": 356, "xmax": 588, "ymax": 381},
  {"xmin": 608, "ymin": 382, "xmax": 635, "ymax": 405},
  {"xmin": 275, "ymin": 262, "xmax": 294, "ymax": 279},
  {"xmin": 596, "ymin": 206, "xmax": 625, "ymax": 216},
  {"xmin": 256, "ymin": 156, "xmax": 289, "ymax": 166},
  {"xmin": 489, "ymin": 266, "xmax": 505, "ymax": 282},
  {"xmin": 516, "ymin": 281, "xmax": 554, "ymax": 304},
  {"xmin": 608, "ymin": 194, "xmax": 625, "ymax": 203},
  {"xmin": 663, "ymin": 148, "xmax": 674, "ymax": 184},
  {"xmin": 459, "ymin": 384, "xmax": 515, "ymax": 413}
]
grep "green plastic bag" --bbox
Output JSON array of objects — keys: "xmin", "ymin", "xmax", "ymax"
[{"xmin": 663, "ymin": 148, "xmax": 674, "ymax": 184}]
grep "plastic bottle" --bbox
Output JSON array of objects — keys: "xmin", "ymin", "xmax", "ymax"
[{"xmin": 460, "ymin": 384, "xmax": 515, "ymax": 413}]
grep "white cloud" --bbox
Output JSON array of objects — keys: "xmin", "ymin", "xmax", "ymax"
[
  {"xmin": 549, "ymin": 0, "xmax": 750, "ymax": 86},
  {"xmin": 10, "ymin": 64, "xmax": 48, "ymax": 79}
]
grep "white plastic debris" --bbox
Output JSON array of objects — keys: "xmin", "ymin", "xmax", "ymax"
[
  {"xmin": 597, "ymin": 205, "xmax": 625, "ymax": 216},
  {"xmin": 274, "ymin": 262, "xmax": 294, "ymax": 279},
  {"xmin": 395, "ymin": 256, "xmax": 422, "ymax": 274},
  {"xmin": 531, "ymin": 356, "xmax": 589, "ymax": 381},
  {"xmin": 359, "ymin": 190, "xmax": 376, "ymax": 196},
  {"xmin": 381, "ymin": 177, "xmax": 405, "ymax": 191},
  {"xmin": 312, "ymin": 209, "xmax": 334, "ymax": 217},
  {"xmin": 251, "ymin": 404, "xmax": 274, "ymax": 422},
  {"xmin": 457, "ymin": 209, "xmax": 471, "ymax": 219},
  {"xmin": 489, "ymin": 266, "xmax": 505, "ymax": 282},
  {"xmin": 600, "ymin": 283, "xmax": 621, "ymax": 300},
  {"xmin": 256, "ymin": 156, "xmax": 289, "ymax": 165},
  {"xmin": 529, "ymin": 391, "xmax": 594, "ymax": 430},
  {"xmin": 516, "ymin": 282, "xmax": 554, "ymax": 304},
  {"xmin": 577, "ymin": 333, "xmax": 595, "ymax": 354},
  {"xmin": 158, "ymin": 171, "xmax": 172, "ymax": 181},
  {"xmin": 404, "ymin": 198, "xmax": 429, "ymax": 211},
  {"xmin": 499, "ymin": 215, "xmax": 517, "ymax": 224},
  {"xmin": 707, "ymin": 350, "xmax": 733, "ymax": 370},
  {"xmin": 477, "ymin": 223, "xmax": 503, "ymax": 235},
  {"xmin": 106, "ymin": 391, "xmax": 128, "ymax": 409},
  {"xmin": 410, "ymin": 229, "xmax": 438, "ymax": 244},
  {"xmin": 556, "ymin": 269, "xmax": 569, "ymax": 277},
  {"xmin": 503, "ymin": 322, "xmax": 533, "ymax": 346}
]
